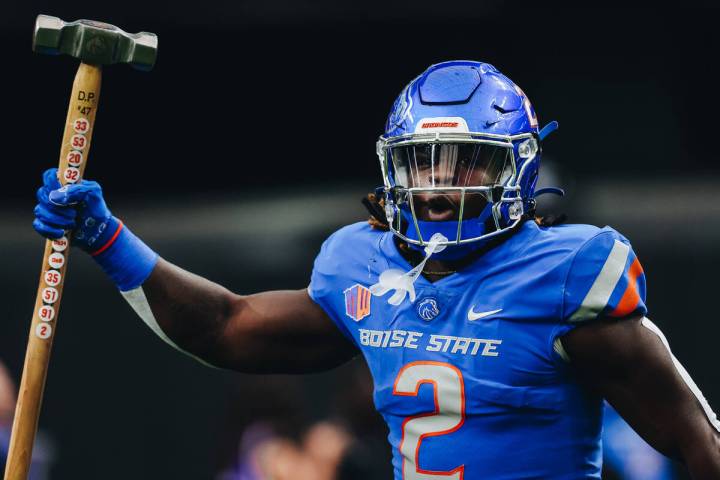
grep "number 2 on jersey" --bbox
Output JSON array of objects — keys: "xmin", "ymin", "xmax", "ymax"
[{"xmin": 393, "ymin": 361, "xmax": 465, "ymax": 479}]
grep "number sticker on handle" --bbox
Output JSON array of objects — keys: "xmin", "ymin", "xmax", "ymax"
[
  {"xmin": 393, "ymin": 361, "xmax": 465, "ymax": 480},
  {"xmin": 64, "ymin": 167, "xmax": 80, "ymax": 184}
]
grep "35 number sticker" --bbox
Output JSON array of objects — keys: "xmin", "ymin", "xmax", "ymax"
[{"xmin": 44, "ymin": 270, "xmax": 61, "ymax": 287}]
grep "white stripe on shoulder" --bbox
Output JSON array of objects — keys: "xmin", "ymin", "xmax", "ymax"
[
  {"xmin": 569, "ymin": 239, "xmax": 630, "ymax": 322},
  {"xmin": 641, "ymin": 317, "xmax": 720, "ymax": 433}
]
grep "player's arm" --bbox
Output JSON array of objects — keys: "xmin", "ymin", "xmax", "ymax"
[
  {"xmin": 32, "ymin": 169, "xmax": 357, "ymax": 373},
  {"xmin": 140, "ymin": 260, "xmax": 357, "ymax": 372},
  {"xmin": 561, "ymin": 317, "xmax": 720, "ymax": 479}
]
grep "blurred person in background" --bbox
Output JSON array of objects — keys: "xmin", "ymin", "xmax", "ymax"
[
  {"xmin": 0, "ymin": 361, "xmax": 16, "ymax": 473},
  {"xmin": 0, "ymin": 361, "xmax": 54, "ymax": 479},
  {"xmin": 31, "ymin": 60, "xmax": 720, "ymax": 478},
  {"xmin": 217, "ymin": 421, "xmax": 352, "ymax": 480}
]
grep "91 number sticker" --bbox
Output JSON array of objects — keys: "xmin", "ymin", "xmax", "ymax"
[{"xmin": 38, "ymin": 305, "xmax": 55, "ymax": 322}]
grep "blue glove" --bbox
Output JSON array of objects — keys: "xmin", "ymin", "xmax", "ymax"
[{"xmin": 33, "ymin": 168, "xmax": 158, "ymax": 291}]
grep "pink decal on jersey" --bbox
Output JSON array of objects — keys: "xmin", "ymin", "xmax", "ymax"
[{"xmin": 344, "ymin": 284, "xmax": 372, "ymax": 322}]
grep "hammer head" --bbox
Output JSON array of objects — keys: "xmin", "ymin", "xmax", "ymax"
[{"xmin": 33, "ymin": 15, "xmax": 158, "ymax": 71}]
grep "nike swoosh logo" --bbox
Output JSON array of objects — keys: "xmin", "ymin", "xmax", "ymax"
[{"xmin": 467, "ymin": 307, "xmax": 503, "ymax": 321}]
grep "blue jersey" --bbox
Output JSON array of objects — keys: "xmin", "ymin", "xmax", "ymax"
[{"xmin": 309, "ymin": 220, "xmax": 647, "ymax": 480}]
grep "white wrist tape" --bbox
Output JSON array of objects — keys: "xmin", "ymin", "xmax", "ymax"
[{"xmin": 121, "ymin": 286, "xmax": 217, "ymax": 368}]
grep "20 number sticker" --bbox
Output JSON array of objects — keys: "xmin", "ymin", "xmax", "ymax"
[
  {"xmin": 67, "ymin": 151, "xmax": 83, "ymax": 167},
  {"xmin": 38, "ymin": 305, "xmax": 55, "ymax": 322},
  {"xmin": 35, "ymin": 323, "xmax": 52, "ymax": 340}
]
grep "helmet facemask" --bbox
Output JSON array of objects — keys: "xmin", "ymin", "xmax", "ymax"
[{"xmin": 377, "ymin": 132, "xmax": 539, "ymax": 249}]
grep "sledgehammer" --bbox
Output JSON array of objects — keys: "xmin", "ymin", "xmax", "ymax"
[{"xmin": 4, "ymin": 15, "xmax": 157, "ymax": 480}]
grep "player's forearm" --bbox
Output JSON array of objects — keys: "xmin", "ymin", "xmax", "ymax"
[
  {"xmin": 136, "ymin": 260, "xmax": 357, "ymax": 372},
  {"xmin": 139, "ymin": 258, "xmax": 237, "ymax": 366},
  {"xmin": 680, "ymin": 429, "xmax": 720, "ymax": 480}
]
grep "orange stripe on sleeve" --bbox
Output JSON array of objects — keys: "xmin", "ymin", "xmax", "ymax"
[{"xmin": 609, "ymin": 257, "xmax": 644, "ymax": 317}]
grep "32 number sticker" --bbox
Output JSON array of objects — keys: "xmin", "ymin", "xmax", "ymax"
[{"xmin": 64, "ymin": 167, "xmax": 80, "ymax": 184}]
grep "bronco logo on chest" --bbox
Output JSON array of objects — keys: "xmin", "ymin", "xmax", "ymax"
[{"xmin": 416, "ymin": 297, "xmax": 440, "ymax": 321}]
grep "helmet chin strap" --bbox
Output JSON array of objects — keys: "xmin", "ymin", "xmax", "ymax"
[
  {"xmin": 370, "ymin": 233, "xmax": 448, "ymax": 305},
  {"xmin": 401, "ymin": 203, "xmax": 495, "ymax": 261}
]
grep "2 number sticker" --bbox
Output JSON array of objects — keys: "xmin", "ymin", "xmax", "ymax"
[
  {"xmin": 35, "ymin": 323, "xmax": 52, "ymax": 340},
  {"xmin": 393, "ymin": 361, "xmax": 465, "ymax": 480}
]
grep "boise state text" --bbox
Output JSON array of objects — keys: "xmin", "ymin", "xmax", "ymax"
[
  {"xmin": 358, "ymin": 329, "xmax": 502, "ymax": 357},
  {"xmin": 309, "ymin": 221, "xmax": 646, "ymax": 480}
]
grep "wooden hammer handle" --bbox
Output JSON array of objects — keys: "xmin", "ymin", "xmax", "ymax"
[{"xmin": 4, "ymin": 63, "xmax": 101, "ymax": 480}]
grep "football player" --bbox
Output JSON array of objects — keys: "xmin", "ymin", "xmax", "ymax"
[{"xmin": 33, "ymin": 61, "xmax": 720, "ymax": 479}]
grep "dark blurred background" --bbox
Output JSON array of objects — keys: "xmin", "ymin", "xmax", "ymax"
[{"xmin": 1, "ymin": 2, "xmax": 719, "ymax": 478}]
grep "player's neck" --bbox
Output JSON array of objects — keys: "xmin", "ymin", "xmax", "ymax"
[
  {"xmin": 392, "ymin": 219, "xmax": 530, "ymax": 282},
  {"xmin": 421, "ymin": 258, "xmax": 459, "ymax": 282},
  {"xmin": 393, "ymin": 238, "xmax": 474, "ymax": 283}
]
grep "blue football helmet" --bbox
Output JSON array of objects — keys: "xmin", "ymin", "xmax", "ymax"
[{"xmin": 376, "ymin": 60, "xmax": 558, "ymax": 253}]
